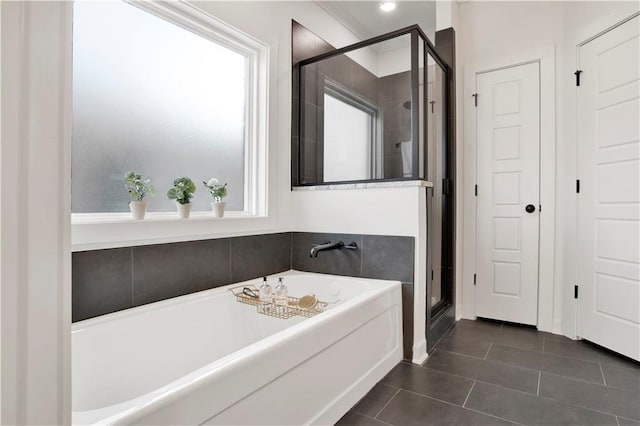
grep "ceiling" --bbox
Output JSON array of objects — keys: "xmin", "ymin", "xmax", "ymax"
[{"xmin": 315, "ymin": 1, "xmax": 437, "ymax": 45}]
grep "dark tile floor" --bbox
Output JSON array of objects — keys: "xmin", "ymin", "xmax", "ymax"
[{"xmin": 337, "ymin": 319, "xmax": 640, "ymax": 426}]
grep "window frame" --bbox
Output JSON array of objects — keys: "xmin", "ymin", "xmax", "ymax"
[
  {"xmin": 323, "ymin": 79, "xmax": 383, "ymax": 180},
  {"xmin": 71, "ymin": 0, "xmax": 270, "ymax": 250}
]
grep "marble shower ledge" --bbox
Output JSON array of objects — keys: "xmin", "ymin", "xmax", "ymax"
[{"xmin": 292, "ymin": 180, "xmax": 433, "ymax": 191}]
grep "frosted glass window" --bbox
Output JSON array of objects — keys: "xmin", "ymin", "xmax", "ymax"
[
  {"xmin": 323, "ymin": 94, "xmax": 373, "ymax": 181},
  {"xmin": 72, "ymin": 1, "xmax": 247, "ymax": 213}
]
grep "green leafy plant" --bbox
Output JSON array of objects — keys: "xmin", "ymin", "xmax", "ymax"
[
  {"xmin": 167, "ymin": 177, "xmax": 196, "ymax": 205},
  {"xmin": 203, "ymin": 178, "xmax": 228, "ymax": 203},
  {"xmin": 124, "ymin": 171, "xmax": 155, "ymax": 202}
]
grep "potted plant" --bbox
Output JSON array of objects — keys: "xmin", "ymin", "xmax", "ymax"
[
  {"xmin": 203, "ymin": 178, "xmax": 228, "ymax": 218},
  {"xmin": 167, "ymin": 177, "xmax": 196, "ymax": 218},
  {"xmin": 124, "ymin": 171, "xmax": 155, "ymax": 220}
]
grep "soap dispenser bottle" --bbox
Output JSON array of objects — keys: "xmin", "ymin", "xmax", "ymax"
[
  {"xmin": 259, "ymin": 276, "xmax": 273, "ymax": 305},
  {"xmin": 274, "ymin": 277, "xmax": 288, "ymax": 306}
]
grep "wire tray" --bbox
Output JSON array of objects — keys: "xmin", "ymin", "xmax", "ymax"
[{"xmin": 230, "ymin": 285, "xmax": 328, "ymax": 319}]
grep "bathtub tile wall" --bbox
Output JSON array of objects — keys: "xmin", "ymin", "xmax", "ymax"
[
  {"xmin": 72, "ymin": 247, "xmax": 133, "ymax": 322},
  {"xmin": 230, "ymin": 233, "xmax": 292, "ymax": 282},
  {"xmin": 291, "ymin": 232, "xmax": 363, "ymax": 277},
  {"xmin": 132, "ymin": 239, "xmax": 231, "ymax": 306},
  {"xmin": 72, "ymin": 233, "xmax": 292, "ymax": 321},
  {"xmin": 361, "ymin": 235, "xmax": 414, "ymax": 283}
]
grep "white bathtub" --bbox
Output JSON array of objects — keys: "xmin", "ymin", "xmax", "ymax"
[{"xmin": 72, "ymin": 271, "xmax": 403, "ymax": 425}]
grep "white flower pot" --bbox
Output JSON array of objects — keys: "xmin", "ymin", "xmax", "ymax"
[
  {"xmin": 176, "ymin": 202, "xmax": 192, "ymax": 219},
  {"xmin": 211, "ymin": 201, "xmax": 226, "ymax": 218},
  {"xmin": 129, "ymin": 201, "xmax": 148, "ymax": 220}
]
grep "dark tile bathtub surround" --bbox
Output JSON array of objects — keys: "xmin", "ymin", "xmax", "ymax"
[
  {"xmin": 73, "ymin": 232, "xmax": 413, "ymax": 317},
  {"xmin": 72, "ymin": 233, "xmax": 292, "ymax": 322},
  {"xmin": 291, "ymin": 232, "xmax": 414, "ymax": 282},
  {"xmin": 230, "ymin": 233, "xmax": 292, "ymax": 283},
  {"xmin": 72, "ymin": 248, "xmax": 133, "ymax": 321}
]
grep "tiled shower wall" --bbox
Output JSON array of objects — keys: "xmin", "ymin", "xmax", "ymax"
[{"xmin": 72, "ymin": 232, "xmax": 415, "ymax": 357}]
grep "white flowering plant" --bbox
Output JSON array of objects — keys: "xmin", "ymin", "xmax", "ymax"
[
  {"xmin": 124, "ymin": 171, "xmax": 155, "ymax": 202},
  {"xmin": 203, "ymin": 178, "xmax": 228, "ymax": 203}
]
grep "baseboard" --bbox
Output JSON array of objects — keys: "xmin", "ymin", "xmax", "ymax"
[
  {"xmin": 455, "ymin": 304, "xmax": 463, "ymax": 321},
  {"xmin": 411, "ymin": 339, "xmax": 428, "ymax": 365}
]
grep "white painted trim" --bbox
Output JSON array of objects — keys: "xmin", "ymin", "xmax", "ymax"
[
  {"xmin": 70, "ymin": 0, "xmax": 272, "ymax": 250},
  {"xmin": 1, "ymin": 3, "xmax": 72, "ymax": 423},
  {"xmin": 412, "ymin": 346, "xmax": 429, "ymax": 365},
  {"xmin": 461, "ymin": 46, "xmax": 556, "ymax": 332},
  {"xmin": 412, "ymin": 188, "xmax": 428, "ymax": 364}
]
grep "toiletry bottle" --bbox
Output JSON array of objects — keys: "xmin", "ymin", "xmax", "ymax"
[
  {"xmin": 274, "ymin": 277, "xmax": 288, "ymax": 306},
  {"xmin": 259, "ymin": 276, "xmax": 273, "ymax": 305}
]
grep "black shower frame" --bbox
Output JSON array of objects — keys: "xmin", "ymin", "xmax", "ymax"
[{"xmin": 293, "ymin": 24, "xmax": 451, "ymax": 187}]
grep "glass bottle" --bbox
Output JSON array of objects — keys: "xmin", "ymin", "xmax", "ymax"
[
  {"xmin": 259, "ymin": 276, "xmax": 273, "ymax": 305},
  {"xmin": 274, "ymin": 277, "xmax": 288, "ymax": 306}
]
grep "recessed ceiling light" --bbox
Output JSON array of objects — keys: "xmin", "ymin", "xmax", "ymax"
[{"xmin": 380, "ymin": 2, "xmax": 396, "ymax": 12}]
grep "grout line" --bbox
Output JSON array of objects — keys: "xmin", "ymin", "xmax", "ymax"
[
  {"xmin": 400, "ymin": 388, "xmax": 524, "ymax": 426},
  {"xmin": 359, "ymin": 235, "xmax": 363, "ymax": 277},
  {"xmin": 542, "ymin": 337, "xmax": 546, "ymax": 353},
  {"xmin": 540, "ymin": 369, "xmax": 631, "ymax": 389},
  {"xmin": 615, "ymin": 416, "xmax": 621, "ymax": 426},
  {"xmin": 470, "ymin": 378, "xmax": 625, "ymax": 420},
  {"xmin": 462, "ymin": 381, "xmax": 476, "ymax": 407},
  {"xmin": 374, "ymin": 388, "xmax": 401, "ymax": 419},
  {"xmin": 130, "ymin": 247, "xmax": 134, "ymax": 305},
  {"xmin": 500, "ymin": 323, "xmax": 504, "ymax": 330},
  {"xmin": 536, "ymin": 371, "xmax": 541, "ymax": 396},
  {"xmin": 599, "ymin": 363, "xmax": 608, "ymax": 386},
  {"xmin": 433, "ymin": 348, "xmax": 490, "ymax": 361},
  {"xmin": 228, "ymin": 239, "xmax": 233, "ymax": 284},
  {"xmin": 435, "ymin": 347, "xmax": 613, "ymax": 388},
  {"xmin": 353, "ymin": 411, "xmax": 394, "ymax": 426},
  {"xmin": 484, "ymin": 343, "xmax": 493, "ymax": 359}
]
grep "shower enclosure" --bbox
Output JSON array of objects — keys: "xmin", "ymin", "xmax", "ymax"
[{"xmin": 292, "ymin": 25, "xmax": 455, "ymax": 354}]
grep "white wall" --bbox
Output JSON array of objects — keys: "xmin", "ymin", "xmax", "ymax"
[{"xmin": 454, "ymin": 1, "xmax": 640, "ymax": 336}]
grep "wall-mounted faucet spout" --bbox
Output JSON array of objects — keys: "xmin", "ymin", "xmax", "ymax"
[{"xmin": 310, "ymin": 241, "xmax": 358, "ymax": 258}]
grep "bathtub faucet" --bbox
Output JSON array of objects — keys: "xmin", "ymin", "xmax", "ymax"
[{"xmin": 310, "ymin": 241, "xmax": 358, "ymax": 258}]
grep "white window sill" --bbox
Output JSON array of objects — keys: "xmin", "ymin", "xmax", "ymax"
[
  {"xmin": 71, "ymin": 211, "xmax": 274, "ymax": 251},
  {"xmin": 72, "ymin": 210, "xmax": 259, "ymax": 224}
]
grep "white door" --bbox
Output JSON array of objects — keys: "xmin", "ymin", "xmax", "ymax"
[
  {"xmin": 475, "ymin": 62, "xmax": 540, "ymax": 325},
  {"xmin": 577, "ymin": 15, "xmax": 640, "ymax": 361}
]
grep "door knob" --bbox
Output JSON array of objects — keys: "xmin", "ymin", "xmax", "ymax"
[{"xmin": 525, "ymin": 204, "xmax": 536, "ymax": 213}]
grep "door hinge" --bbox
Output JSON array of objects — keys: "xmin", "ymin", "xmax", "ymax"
[
  {"xmin": 574, "ymin": 70, "xmax": 582, "ymax": 86},
  {"xmin": 430, "ymin": 100, "xmax": 436, "ymax": 113},
  {"xmin": 574, "ymin": 285, "xmax": 579, "ymax": 299},
  {"xmin": 576, "ymin": 179, "xmax": 581, "ymax": 194},
  {"xmin": 472, "ymin": 93, "xmax": 478, "ymax": 107},
  {"xmin": 473, "ymin": 273, "xmax": 477, "ymax": 286},
  {"xmin": 443, "ymin": 178, "xmax": 453, "ymax": 195},
  {"xmin": 431, "ymin": 270, "xmax": 434, "ymax": 280},
  {"xmin": 474, "ymin": 184, "xmax": 478, "ymax": 197}
]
